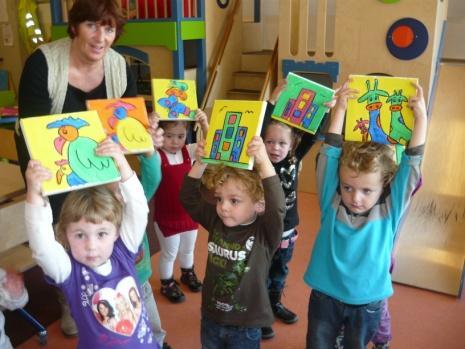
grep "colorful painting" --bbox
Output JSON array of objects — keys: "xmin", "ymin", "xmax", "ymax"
[
  {"xmin": 203, "ymin": 100, "xmax": 266, "ymax": 170},
  {"xmin": 345, "ymin": 75, "xmax": 419, "ymax": 145},
  {"xmin": 152, "ymin": 79, "xmax": 198, "ymax": 121},
  {"xmin": 20, "ymin": 111, "xmax": 120, "ymax": 196},
  {"xmin": 272, "ymin": 72, "xmax": 335, "ymax": 134},
  {"xmin": 87, "ymin": 97, "xmax": 153, "ymax": 154}
]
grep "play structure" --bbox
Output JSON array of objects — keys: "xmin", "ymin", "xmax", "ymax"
[{"xmin": 276, "ymin": 0, "xmax": 464, "ymax": 296}]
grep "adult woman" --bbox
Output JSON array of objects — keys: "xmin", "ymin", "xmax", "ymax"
[{"xmin": 14, "ymin": 0, "xmax": 135, "ymax": 337}]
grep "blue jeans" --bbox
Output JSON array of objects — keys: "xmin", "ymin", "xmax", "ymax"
[
  {"xmin": 267, "ymin": 229, "xmax": 298, "ymax": 292},
  {"xmin": 306, "ymin": 290, "xmax": 382, "ymax": 349},
  {"xmin": 201, "ymin": 316, "xmax": 261, "ymax": 349}
]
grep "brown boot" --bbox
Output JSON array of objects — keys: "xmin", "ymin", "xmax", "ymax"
[{"xmin": 57, "ymin": 289, "xmax": 78, "ymax": 337}]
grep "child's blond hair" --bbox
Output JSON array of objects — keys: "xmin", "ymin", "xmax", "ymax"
[
  {"xmin": 340, "ymin": 142, "xmax": 398, "ymax": 185},
  {"xmin": 201, "ymin": 165, "xmax": 264, "ymax": 203},
  {"xmin": 56, "ymin": 186, "xmax": 123, "ymax": 246}
]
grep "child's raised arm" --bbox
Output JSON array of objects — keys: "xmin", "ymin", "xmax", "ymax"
[
  {"xmin": 96, "ymin": 138, "xmax": 149, "ymax": 253},
  {"xmin": 25, "ymin": 160, "xmax": 72, "ymax": 283},
  {"xmin": 147, "ymin": 113, "xmax": 164, "ymax": 152},
  {"xmin": 408, "ymin": 82, "xmax": 428, "ymax": 148},
  {"xmin": 268, "ymin": 79, "xmax": 287, "ymax": 105},
  {"xmin": 188, "ymin": 140, "xmax": 208, "ymax": 179},
  {"xmin": 248, "ymin": 136, "xmax": 275, "ymax": 179},
  {"xmin": 195, "ymin": 109, "xmax": 209, "ymax": 138},
  {"xmin": 327, "ymin": 81, "xmax": 357, "ymax": 135},
  {"xmin": 25, "ymin": 160, "xmax": 52, "ymax": 206}
]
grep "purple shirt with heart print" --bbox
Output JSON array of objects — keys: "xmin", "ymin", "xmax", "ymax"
[{"xmin": 48, "ymin": 239, "xmax": 160, "ymax": 349}]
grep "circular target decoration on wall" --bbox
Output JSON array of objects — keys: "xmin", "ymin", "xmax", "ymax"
[{"xmin": 386, "ymin": 18, "xmax": 429, "ymax": 60}]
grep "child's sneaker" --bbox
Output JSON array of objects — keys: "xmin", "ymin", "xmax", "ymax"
[
  {"xmin": 180, "ymin": 267, "xmax": 202, "ymax": 292},
  {"xmin": 161, "ymin": 278, "xmax": 185, "ymax": 303},
  {"xmin": 261, "ymin": 326, "xmax": 275, "ymax": 340},
  {"xmin": 372, "ymin": 343, "xmax": 390, "ymax": 349}
]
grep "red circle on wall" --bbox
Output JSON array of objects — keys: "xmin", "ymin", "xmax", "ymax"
[{"xmin": 392, "ymin": 25, "xmax": 414, "ymax": 48}]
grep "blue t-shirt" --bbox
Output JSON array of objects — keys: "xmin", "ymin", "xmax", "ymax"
[{"xmin": 304, "ymin": 142, "xmax": 422, "ymax": 304}]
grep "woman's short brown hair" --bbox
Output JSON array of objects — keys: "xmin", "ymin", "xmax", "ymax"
[
  {"xmin": 56, "ymin": 185, "xmax": 123, "ymax": 247},
  {"xmin": 67, "ymin": 0, "xmax": 126, "ymax": 41}
]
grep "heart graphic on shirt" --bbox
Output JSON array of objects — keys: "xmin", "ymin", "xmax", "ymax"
[{"xmin": 91, "ymin": 276, "xmax": 142, "ymax": 337}]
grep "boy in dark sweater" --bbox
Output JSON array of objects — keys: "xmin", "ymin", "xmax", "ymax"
[{"xmin": 180, "ymin": 136, "xmax": 285, "ymax": 349}]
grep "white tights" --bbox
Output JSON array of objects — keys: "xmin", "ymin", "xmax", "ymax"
[{"xmin": 154, "ymin": 223, "xmax": 198, "ymax": 280}]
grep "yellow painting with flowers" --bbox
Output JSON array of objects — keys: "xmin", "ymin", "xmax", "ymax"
[
  {"xmin": 20, "ymin": 111, "xmax": 120, "ymax": 196},
  {"xmin": 152, "ymin": 79, "xmax": 198, "ymax": 121},
  {"xmin": 345, "ymin": 75, "xmax": 418, "ymax": 145},
  {"xmin": 203, "ymin": 100, "xmax": 266, "ymax": 170},
  {"xmin": 87, "ymin": 97, "xmax": 153, "ymax": 154}
]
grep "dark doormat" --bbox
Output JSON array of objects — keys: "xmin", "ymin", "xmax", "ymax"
[{"xmin": 4, "ymin": 266, "xmax": 60, "ymax": 346}]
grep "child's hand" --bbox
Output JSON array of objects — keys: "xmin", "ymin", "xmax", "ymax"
[
  {"xmin": 247, "ymin": 136, "xmax": 267, "ymax": 164},
  {"xmin": 334, "ymin": 80, "xmax": 358, "ymax": 112},
  {"xmin": 195, "ymin": 109, "xmax": 209, "ymax": 137},
  {"xmin": 327, "ymin": 81, "xmax": 358, "ymax": 135},
  {"xmin": 247, "ymin": 136, "xmax": 275, "ymax": 179},
  {"xmin": 25, "ymin": 160, "xmax": 51, "ymax": 204},
  {"xmin": 408, "ymin": 82, "xmax": 428, "ymax": 148},
  {"xmin": 147, "ymin": 113, "xmax": 164, "ymax": 150},
  {"xmin": 2, "ymin": 270, "xmax": 25, "ymax": 299},
  {"xmin": 324, "ymin": 91, "xmax": 338, "ymax": 109},
  {"xmin": 96, "ymin": 138, "xmax": 133, "ymax": 181},
  {"xmin": 269, "ymin": 79, "xmax": 287, "ymax": 104},
  {"xmin": 409, "ymin": 82, "xmax": 427, "ymax": 120}
]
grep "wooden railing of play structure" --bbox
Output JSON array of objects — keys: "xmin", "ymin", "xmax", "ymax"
[
  {"xmin": 260, "ymin": 38, "xmax": 279, "ymax": 101},
  {"xmin": 201, "ymin": 0, "xmax": 241, "ymax": 110},
  {"xmin": 60, "ymin": 0, "xmax": 200, "ymax": 21}
]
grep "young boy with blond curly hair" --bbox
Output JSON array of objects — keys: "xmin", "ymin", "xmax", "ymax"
[{"xmin": 180, "ymin": 136, "xmax": 285, "ymax": 349}]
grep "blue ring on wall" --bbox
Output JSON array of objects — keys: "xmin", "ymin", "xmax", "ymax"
[{"xmin": 386, "ymin": 18, "xmax": 429, "ymax": 60}]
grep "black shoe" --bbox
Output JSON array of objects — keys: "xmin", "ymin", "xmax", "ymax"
[
  {"xmin": 273, "ymin": 302, "xmax": 298, "ymax": 324},
  {"xmin": 261, "ymin": 326, "xmax": 275, "ymax": 340},
  {"xmin": 162, "ymin": 342, "xmax": 172, "ymax": 349},
  {"xmin": 180, "ymin": 267, "xmax": 202, "ymax": 292},
  {"xmin": 161, "ymin": 278, "xmax": 185, "ymax": 303}
]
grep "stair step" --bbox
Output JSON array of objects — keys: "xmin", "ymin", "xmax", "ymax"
[
  {"xmin": 233, "ymin": 71, "xmax": 266, "ymax": 90},
  {"xmin": 241, "ymin": 51, "xmax": 273, "ymax": 72},
  {"xmin": 227, "ymin": 88, "xmax": 261, "ymax": 101}
]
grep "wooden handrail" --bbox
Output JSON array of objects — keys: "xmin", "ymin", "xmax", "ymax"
[
  {"xmin": 201, "ymin": 0, "xmax": 242, "ymax": 109},
  {"xmin": 260, "ymin": 38, "xmax": 279, "ymax": 101}
]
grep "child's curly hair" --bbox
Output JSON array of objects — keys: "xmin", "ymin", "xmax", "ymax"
[
  {"xmin": 56, "ymin": 186, "xmax": 123, "ymax": 248},
  {"xmin": 201, "ymin": 165, "xmax": 264, "ymax": 203},
  {"xmin": 340, "ymin": 142, "xmax": 398, "ymax": 185}
]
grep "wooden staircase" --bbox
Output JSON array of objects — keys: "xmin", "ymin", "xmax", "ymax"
[{"xmin": 227, "ymin": 50, "xmax": 273, "ymax": 100}]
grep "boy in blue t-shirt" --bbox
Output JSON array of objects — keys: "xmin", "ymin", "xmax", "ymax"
[{"xmin": 304, "ymin": 81, "xmax": 428, "ymax": 349}]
